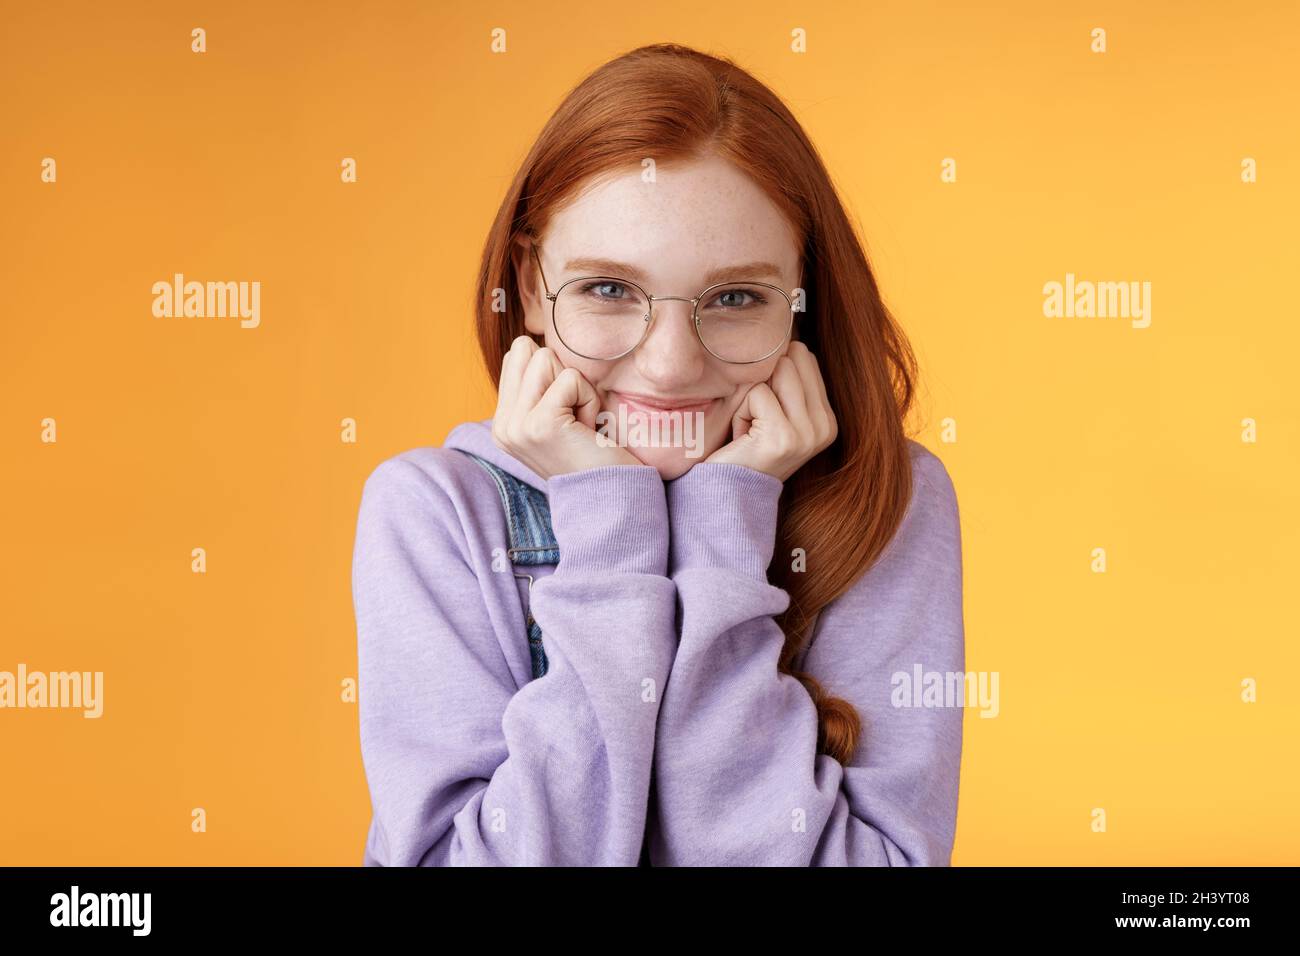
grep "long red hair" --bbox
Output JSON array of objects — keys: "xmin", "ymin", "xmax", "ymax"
[{"xmin": 473, "ymin": 43, "xmax": 918, "ymax": 764}]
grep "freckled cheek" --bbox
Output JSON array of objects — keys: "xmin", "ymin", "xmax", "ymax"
[
  {"xmin": 545, "ymin": 338, "xmax": 611, "ymax": 388},
  {"xmin": 571, "ymin": 358, "xmax": 609, "ymax": 384},
  {"xmin": 717, "ymin": 360, "xmax": 779, "ymax": 416}
]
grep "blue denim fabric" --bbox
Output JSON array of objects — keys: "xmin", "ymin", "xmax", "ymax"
[{"xmin": 457, "ymin": 450, "xmax": 558, "ymax": 679}]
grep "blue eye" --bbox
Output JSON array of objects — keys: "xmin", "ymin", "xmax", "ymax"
[
  {"xmin": 576, "ymin": 280, "xmax": 632, "ymax": 301},
  {"xmin": 705, "ymin": 286, "xmax": 770, "ymax": 310}
]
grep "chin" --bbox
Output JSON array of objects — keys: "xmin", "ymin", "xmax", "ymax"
[
  {"xmin": 601, "ymin": 403, "xmax": 725, "ymax": 479},
  {"xmin": 625, "ymin": 443, "xmax": 712, "ymax": 481}
]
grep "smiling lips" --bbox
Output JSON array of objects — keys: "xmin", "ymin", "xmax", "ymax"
[{"xmin": 612, "ymin": 392, "xmax": 718, "ymax": 416}]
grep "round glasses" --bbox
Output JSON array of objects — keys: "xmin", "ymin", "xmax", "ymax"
[{"xmin": 530, "ymin": 243, "xmax": 800, "ymax": 364}]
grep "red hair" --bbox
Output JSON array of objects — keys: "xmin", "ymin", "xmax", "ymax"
[{"xmin": 473, "ymin": 43, "xmax": 918, "ymax": 764}]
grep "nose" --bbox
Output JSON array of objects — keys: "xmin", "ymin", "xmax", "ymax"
[{"xmin": 634, "ymin": 297, "xmax": 707, "ymax": 386}]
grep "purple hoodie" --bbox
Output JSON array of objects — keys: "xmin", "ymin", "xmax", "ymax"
[{"xmin": 352, "ymin": 417, "xmax": 965, "ymax": 866}]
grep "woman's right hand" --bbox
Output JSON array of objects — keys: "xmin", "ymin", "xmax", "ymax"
[{"xmin": 492, "ymin": 335, "xmax": 641, "ymax": 480}]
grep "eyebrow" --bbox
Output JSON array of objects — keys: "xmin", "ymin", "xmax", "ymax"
[{"xmin": 562, "ymin": 256, "xmax": 786, "ymax": 287}]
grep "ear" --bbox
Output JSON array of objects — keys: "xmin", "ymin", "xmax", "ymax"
[{"xmin": 511, "ymin": 238, "xmax": 547, "ymax": 337}]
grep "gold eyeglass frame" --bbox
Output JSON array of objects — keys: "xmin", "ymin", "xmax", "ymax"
[{"xmin": 529, "ymin": 242, "xmax": 802, "ymax": 365}]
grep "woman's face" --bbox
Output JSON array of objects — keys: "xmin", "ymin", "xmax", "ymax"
[{"xmin": 514, "ymin": 153, "xmax": 802, "ymax": 480}]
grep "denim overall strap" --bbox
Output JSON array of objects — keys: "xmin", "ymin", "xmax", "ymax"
[{"xmin": 456, "ymin": 450, "xmax": 558, "ymax": 679}]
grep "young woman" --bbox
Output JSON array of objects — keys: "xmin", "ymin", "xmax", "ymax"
[{"xmin": 352, "ymin": 43, "xmax": 965, "ymax": 866}]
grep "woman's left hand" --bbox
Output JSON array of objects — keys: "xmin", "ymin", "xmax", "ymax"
[{"xmin": 705, "ymin": 341, "xmax": 838, "ymax": 482}]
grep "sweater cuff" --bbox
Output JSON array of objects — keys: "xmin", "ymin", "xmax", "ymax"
[
  {"xmin": 665, "ymin": 463, "xmax": 783, "ymax": 580},
  {"xmin": 545, "ymin": 465, "xmax": 669, "ymax": 575}
]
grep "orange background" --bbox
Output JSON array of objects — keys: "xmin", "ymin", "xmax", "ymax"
[{"xmin": 1, "ymin": 0, "xmax": 1296, "ymax": 865}]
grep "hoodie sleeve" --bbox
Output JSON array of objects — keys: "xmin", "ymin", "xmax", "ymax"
[
  {"xmin": 651, "ymin": 452, "xmax": 965, "ymax": 866},
  {"xmin": 353, "ymin": 455, "xmax": 677, "ymax": 866}
]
